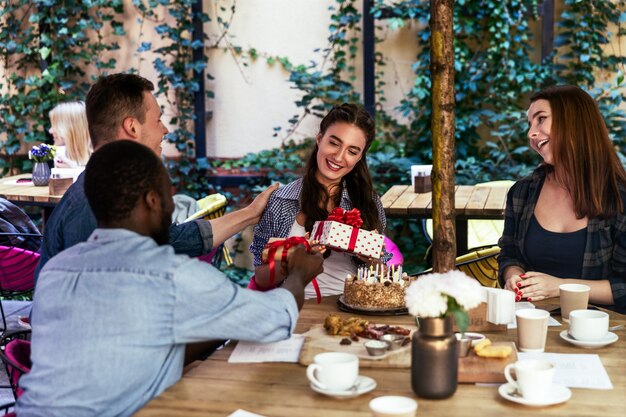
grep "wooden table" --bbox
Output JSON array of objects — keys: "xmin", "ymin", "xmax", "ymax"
[
  {"xmin": 0, "ymin": 174, "xmax": 63, "ymax": 205},
  {"xmin": 381, "ymin": 184, "xmax": 511, "ymax": 254},
  {"xmin": 0, "ymin": 174, "xmax": 63, "ymax": 219},
  {"xmin": 134, "ymin": 296, "xmax": 626, "ymax": 417}
]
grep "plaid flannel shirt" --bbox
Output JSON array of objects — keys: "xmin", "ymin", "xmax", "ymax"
[
  {"xmin": 250, "ymin": 178, "xmax": 388, "ymax": 266},
  {"xmin": 498, "ymin": 166, "xmax": 626, "ymax": 313}
]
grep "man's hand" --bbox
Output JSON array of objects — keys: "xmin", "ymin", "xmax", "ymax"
[
  {"xmin": 246, "ymin": 183, "xmax": 280, "ymax": 223},
  {"xmin": 281, "ymin": 245, "xmax": 324, "ymax": 309},
  {"xmin": 288, "ymin": 245, "xmax": 324, "ymax": 285},
  {"xmin": 208, "ymin": 183, "xmax": 280, "ymax": 247}
]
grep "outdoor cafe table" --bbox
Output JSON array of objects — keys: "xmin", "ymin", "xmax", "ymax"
[
  {"xmin": 134, "ymin": 295, "xmax": 626, "ymax": 417},
  {"xmin": 380, "ymin": 184, "xmax": 511, "ymax": 255},
  {"xmin": 0, "ymin": 173, "xmax": 62, "ymax": 220}
]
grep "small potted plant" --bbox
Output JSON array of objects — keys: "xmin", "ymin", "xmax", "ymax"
[
  {"xmin": 28, "ymin": 144, "xmax": 56, "ymax": 186},
  {"xmin": 404, "ymin": 270, "xmax": 482, "ymax": 399}
]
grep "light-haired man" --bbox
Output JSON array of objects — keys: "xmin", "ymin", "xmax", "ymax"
[{"xmin": 36, "ymin": 73, "xmax": 278, "ymax": 280}]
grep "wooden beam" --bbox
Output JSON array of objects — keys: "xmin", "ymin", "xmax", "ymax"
[{"xmin": 430, "ymin": 0, "xmax": 456, "ymax": 272}]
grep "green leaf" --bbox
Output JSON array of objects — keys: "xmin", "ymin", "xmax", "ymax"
[{"xmin": 38, "ymin": 46, "xmax": 51, "ymax": 60}]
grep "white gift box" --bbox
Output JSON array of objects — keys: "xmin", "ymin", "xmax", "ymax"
[{"xmin": 311, "ymin": 220, "xmax": 384, "ymax": 259}]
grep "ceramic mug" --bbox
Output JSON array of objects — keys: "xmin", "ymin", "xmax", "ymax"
[
  {"xmin": 369, "ymin": 396, "xmax": 418, "ymax": 417},
  {"xmin": 306, "ymin": 352, "xmax": 359, "ymax": 391},
  {"xmin": 569, "ymin": 309, "xmax": 609, "ymax": 341},
  {"xmin": 504, "ymin": 359, "xmax": 555, "ymax": 401}
]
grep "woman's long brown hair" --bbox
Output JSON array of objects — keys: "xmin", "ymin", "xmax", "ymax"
[
  {"xmin": 301, "ymin": 103, "xmax": 381, "ymax": 232},
  {"xmin": 531, "ymin": 85, "xmax": 626, "ymax": 219}
]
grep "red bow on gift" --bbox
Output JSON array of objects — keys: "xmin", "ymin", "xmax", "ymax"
[
  {"xmin": 326, "ymin": 207, "xmax": 363, "ymax": 228},
  {"xmin": 264, "ymin": 237, "xmax": 322, "ymax": 303}
]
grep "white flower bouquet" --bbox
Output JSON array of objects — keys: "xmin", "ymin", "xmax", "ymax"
[{"xmin": 404, "ymin": 270, "xmax": 483, "ymax": 333}]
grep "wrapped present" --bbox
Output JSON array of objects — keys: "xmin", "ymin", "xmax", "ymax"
[
  {"xmin": 261, "ymin": 236, "xmax": 321, "ymax": 303},
  {"xmin": 261, "ymin": 237, "xmax": 308, "ymax": 263},
  {"xmin": 311, "ymin": 208, "xmax": 384, "ymax": 259}
]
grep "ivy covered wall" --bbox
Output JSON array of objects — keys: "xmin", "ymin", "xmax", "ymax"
[{"xmin": 2, "ymin": 0, "xmax": 626, "ymax": 274}]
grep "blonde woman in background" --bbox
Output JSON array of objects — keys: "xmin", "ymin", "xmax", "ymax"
[{"xmin": 49, "ymin": 101, "xmax": 92, "ymax": 167}]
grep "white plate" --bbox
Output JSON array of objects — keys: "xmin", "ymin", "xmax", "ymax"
[
  {"xmin": 559, "ymin": 330, "xmax": 618, "ymax": 349},
  {"xmin": 310, "ymin": 375, "xmax": 376, "ymax": 399},
  {"xmin": 498, "ymin": 382, "xmax": 571, "ymax": 407}
]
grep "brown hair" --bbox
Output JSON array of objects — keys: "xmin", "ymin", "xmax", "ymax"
[
  {"xmin": 531, "ymin": 85, "xmax": 626, "ymax": 219},
  {"xmin": 301, "ymin": 103, "xmax": 381, "ymax": 232},
  {"xmin": 85, "ymin": 73, "xmax": 154, "ymax": 149}
]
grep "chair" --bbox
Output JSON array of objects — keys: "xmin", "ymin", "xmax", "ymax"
[
  {"xmin": 383, "ymin": 236, "xmax": 404, "ymax": 267},
  {"xmin": 0, "ymin": 233, "xmax": 42, "ymax": 332},
  {"xmin": 0, "ymin": 329, "xmax": 31, "ymax": 403},
  {"xmin": 184, "ymin": 194, "xmax": 232, "ymax": 268},
  {"xmin": 414, "ymin": 245, "xmax": 501, "ymax": 288}
]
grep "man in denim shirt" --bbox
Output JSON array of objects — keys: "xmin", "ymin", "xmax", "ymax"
[
  {"xmin": 35, "ymin": 73, "xmax": 278, "ymax": 283},
  {"xmin": 17, "ymin": 141, "xmax": 324, "ymax": 417}
]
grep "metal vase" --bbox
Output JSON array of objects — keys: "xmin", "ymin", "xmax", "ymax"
[
  {"xmin": 32, "ymin": 161, "xmax": 51, "ymax": 186},
  {"xmin": 411, "ymin": 316, "xmax": 458, "ymax": 399}
]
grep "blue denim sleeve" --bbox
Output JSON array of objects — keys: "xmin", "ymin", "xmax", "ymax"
[
  {"xmin": 172, "ymin": 258, "xmax": 298, "ymax": 343},
  {"xmin": 168, "ymin": 220, "xmax": 213, "ymax": 257}
]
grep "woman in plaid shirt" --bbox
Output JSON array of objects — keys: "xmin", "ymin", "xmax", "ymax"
[
  {"xmin": 499, "ymin": 85, "xmax": 626, "ymax": 313},
  {"xmin": 249, "ymin": 103, "xmax": 388, "ymax": 299}
]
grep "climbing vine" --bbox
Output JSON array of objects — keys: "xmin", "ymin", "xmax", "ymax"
[
  {"xmin": 2, "ymin": 0, "xmax": 626, "ymax": 274},
  {"xmin": 0, "ymin": 0, "xmax": 123, "ymax": 174}
]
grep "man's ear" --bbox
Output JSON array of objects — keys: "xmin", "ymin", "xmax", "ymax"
[
  {"xmin": 144, "ymin": 190, "xmax": 160, "ymax": 212},
  {"xmin": 122, "ymin": 117, "xmax": 138, "ymax": 139}
]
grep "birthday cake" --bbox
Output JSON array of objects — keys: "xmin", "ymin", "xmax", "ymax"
[{"xmin": 343, "ymin": 266, "xmax": 410, "ymax": 309}]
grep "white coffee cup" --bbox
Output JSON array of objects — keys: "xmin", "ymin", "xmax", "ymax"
[
  {"xmin": 306, "ymin": 352, "xmax": 358, "ymax": 391},
  {"xmin": 504, "ymin": 359, "xmax": 555, "ymax": 401},
  {"xmin": 369, "ymin": 396, "xmax": 418, "ymax": 417},
  {"xmin": 569, "ymin": 309, "xmax": 609, "ymax": 341}
]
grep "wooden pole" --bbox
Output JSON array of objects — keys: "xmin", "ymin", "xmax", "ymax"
[{"xmin": 430, "ymin": 0, "xmax": 456, "ymax": 272}]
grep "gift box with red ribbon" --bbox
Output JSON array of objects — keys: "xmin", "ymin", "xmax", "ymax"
[
  {"xmin": 260, "ymin": 236, "xmax": 322, "ymax": 303},
  {"xmin": 311, "ymin": 207, "xmax": 384, "ymax": 259},
  {"xmin": 261, "ymin": 237, "xmax": 305, "ymax": 263}
]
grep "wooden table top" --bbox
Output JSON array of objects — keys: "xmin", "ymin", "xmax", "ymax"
[
  {"xmin": 134, "ymin": 295, "xmax": 626, "ymax": 417},
  {"xmin": 0, "ymin": 174, "xmax": 62, "ymax": 206},
  {"xmin": 381, "ymin": 184, "xmax": 511, "ymax": 219}
]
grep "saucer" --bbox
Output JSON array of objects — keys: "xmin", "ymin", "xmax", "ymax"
[
  {"xmin": 559, "ymin": 330, "xmax": 619, "ymax": 349},
  {"xmin": 498, "ymin": 382, "xmax": 571, "ymax": 407},
  {"xmin": 310, "ymin": 375, "xmax": 376, "ymax": 399}
]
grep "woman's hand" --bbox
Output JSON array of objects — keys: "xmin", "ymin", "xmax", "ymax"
[
  {"xmin": 55, "ymin": 157, "xmax": 70, "ymax": 168},
  {"xmin": 502, "ymin": 265, "xmax": 525, "ymax": 296},
  {"xmin": 503, "ymin": 273, "xmax": 523, "ymax": 293},
  {"xmin": 517, "ymin": 271, "xmax": 562, "ymax": 301}
]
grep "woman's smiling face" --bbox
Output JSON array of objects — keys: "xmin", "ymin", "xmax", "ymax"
[
  {"xmin": 527, "ymin": 99, "xmax": 554, "ymax": 165},
  {"xmin": 315, "ymin": 122, "xmax": 366, "ymax": 189}
]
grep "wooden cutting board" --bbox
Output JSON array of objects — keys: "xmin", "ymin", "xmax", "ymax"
[
  {"xmin": 298, "ymin": 325, "xmax": 517, "ymax": 382},
  {"xmin": 458, "ymin": 342, "xmax": 517, "ymax": 383},
  {"xmin": 298, "ymin": 324, "xmax": 414, "ymax": 368}
]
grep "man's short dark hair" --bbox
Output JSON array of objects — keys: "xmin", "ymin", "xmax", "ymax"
[
  {"xmin": 85, "ymin": 140, "xmax": 165, "ymax": 224},
  {"xmin": 85, "ymin": 73, "xmax": 154, "ymax": 149}
]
